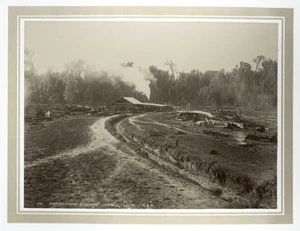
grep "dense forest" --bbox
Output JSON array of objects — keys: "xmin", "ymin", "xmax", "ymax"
[
  {"xmin": 25, "ymin": 49, "xmax": 277, "ymax": 110},
  {"xmin": 149, "ymin": 56, "xmax": 277, "ymax": 109}
]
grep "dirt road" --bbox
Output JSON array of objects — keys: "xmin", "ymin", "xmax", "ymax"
[
  {"xmin": 25, "ymin": 116, "xmax": 231, "ymax": 209},
  {"xmin": 128, "ymin": 114, "xmax": 207, "ymax": 136}
]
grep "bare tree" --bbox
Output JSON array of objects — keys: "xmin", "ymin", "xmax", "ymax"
[{"xmin": 165, "ymin": 59, "xmax": 178, "ymax": 81}]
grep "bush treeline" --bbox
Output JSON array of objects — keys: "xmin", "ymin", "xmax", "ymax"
[
  {"xmin": 25, "ymin": 49, "xmax": 277, "ymax": 110},
  {"xmin": 149, "ymin": 55, "xmax": 277, "ymax": 109},
  {"xmin": 25, "ymin": 50, "xmax": 148, "ymax": 106}
]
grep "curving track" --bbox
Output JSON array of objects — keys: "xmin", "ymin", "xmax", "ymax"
[{"xmin": 25, "ymin": 116, "xmax": 231, "ymax": 209}]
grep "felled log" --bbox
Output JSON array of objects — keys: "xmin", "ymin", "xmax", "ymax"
[
  {"xmin": 227, "ymin": 122, "xmax": 244, "ymax": 129},
  {"xmin": 203, "ymin": 129, "xmax": 229, "ymax": 137},
  {"xmin": 255, "ymin": 126, "xmax": 265, "ymax": 132},
  {"xmin": 245, "ymin": 133, "xmax": 271, "ymax": 142},
  {"xmin": 269, "ymin": 134, "xmax": 277, "ymax": 143},
  {"xmin": 210, "ymin": 149, "xmax": 218, "ymax": 155}
]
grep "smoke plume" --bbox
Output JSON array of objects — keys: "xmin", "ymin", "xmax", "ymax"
[{"xmin": 114, "ymin": 62, "xmax": 156, "ymax": 98}]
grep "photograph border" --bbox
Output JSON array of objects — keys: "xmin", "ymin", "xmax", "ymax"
[{"xmin": 7, "ymin": 6, "xmax": 293, "ymax": 224}]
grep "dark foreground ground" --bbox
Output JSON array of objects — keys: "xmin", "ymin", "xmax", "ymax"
[
  {"xmin": 24, "ymin": 109, "xmax": 277, "ymax": 209},
  {"xmin": 25, "ymin": 115, "xmax": 98, "ymax": 164},
  {"xmin": 24, "ymin": 115, "xmax": 233, "ymax": 209},
  {"xmin": 116, "ymin": 111, "xmax": 277, "ymax": 208}
]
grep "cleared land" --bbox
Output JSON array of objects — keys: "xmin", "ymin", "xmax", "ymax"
[
  {"xmin": 24, "ymin": 115, "xmax": 232, "ymax": 209},
  {"xmin": 25, "ymin": 115, "xmax": 98, "ymax": 164},
  {"xmin": 116, "ymin": 110, "xmax": 277, "ymax": 208}
]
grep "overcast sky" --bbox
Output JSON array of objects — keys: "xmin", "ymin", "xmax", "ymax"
[{"xmin": 25, "ymin": 21, "xmax": 278, "ymax": 96}]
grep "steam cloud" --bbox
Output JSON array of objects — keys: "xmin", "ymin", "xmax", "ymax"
[{"xmin": 115, "ymin": 62, "xmax": 156, "ymax": 98}]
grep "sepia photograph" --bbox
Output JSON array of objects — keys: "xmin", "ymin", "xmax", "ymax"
[
  {"xmin": 5, "ymin": 5, "xmax": 294, "ymax": 224},
  {"xmin": 23, "ymin": 19, "xmax": 279, "ymax": 210}
]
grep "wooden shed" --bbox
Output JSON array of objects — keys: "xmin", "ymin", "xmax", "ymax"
[
  {"xmin": 111, "ymin": 97, "xmax": 142, "ymax": 111},
  {"xmin": 111, "ymin": 97, "xmax": 173, "ymax": 112}
]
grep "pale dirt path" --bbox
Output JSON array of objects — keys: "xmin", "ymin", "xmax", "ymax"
[
  {"xmin": 129, "ymin": 114, "xmax": 246, "ymax": 146},
  {"xmin": 25, "ymin": 114, "xmax": 200, "ymax": 169},
  {"xmin": 26, "ymin": 116, "xmax": 231, "ymax": 208},
  {"xmin": 128, "ymin": 114, "xmax": 206, "ymax": 136},
  {"xmin": 128, "ymin": 114, "xmax": 147, "ymax": 131},
  {"xmin": 25, "ymin": 116, "xmax": 119, "ymax": 169}
]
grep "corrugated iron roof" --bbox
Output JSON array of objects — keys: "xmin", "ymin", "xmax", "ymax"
[
  {"xmin": 112, "ymin": 97, "xmax": 168, "ymax": 107},
  {"xmin": 122, "ymin": 97, "xmax": 142, "ymax": 105}
]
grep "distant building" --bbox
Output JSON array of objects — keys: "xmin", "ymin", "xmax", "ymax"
[
  {"xmin": 110, "ymin": 97, "xmax": 172, "ymax": 112},
  {"xmin": 111, "ymin": 97, "xmax": 142, "ymax": 111}
]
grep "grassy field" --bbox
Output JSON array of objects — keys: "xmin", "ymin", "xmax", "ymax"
[{"xmin": 117, "ymin": 111, "xmax": 277, "ymax": 208}]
